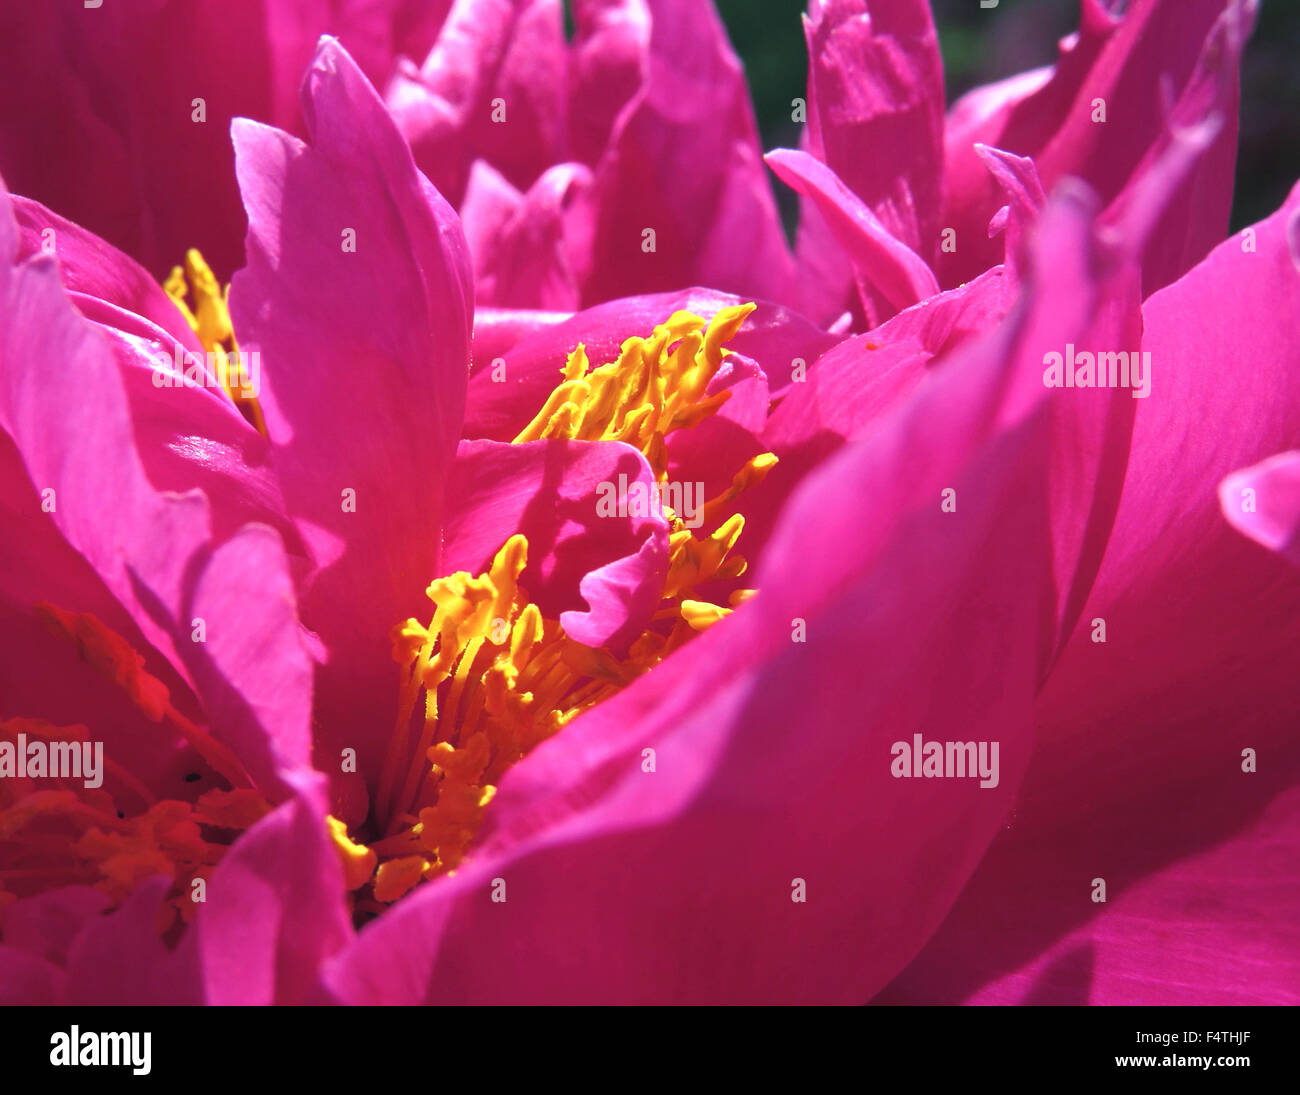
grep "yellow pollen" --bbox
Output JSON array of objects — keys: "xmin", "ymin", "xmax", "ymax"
[
  {"xmin": 335, "ymin": 307, "xmax": 777, "ymax": 915},
  {"xmin": 164, "ymin": 249, "xmax": 266, "ymax": 436}
]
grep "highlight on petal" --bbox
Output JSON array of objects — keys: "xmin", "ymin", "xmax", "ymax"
[{"xmin": 1220, "ymin": 452, "xmax": 1300, "ymax": 567}]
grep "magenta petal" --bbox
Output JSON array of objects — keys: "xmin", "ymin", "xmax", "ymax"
[
  {"xmin": 94, "ymin": 321, "xmax": 302, "ymax": 551},
  {"xmin": 880, "ymin": 762, "xmax": 1300, "ymax": 1005},
  {"xmin": 0, "ymin": 185, "xmax": 211, "ymax": 683},
  {"xmin": 442, "ymin": 439, "xmax": 669, "ymax": 648},
  {"xmin": 195, "ymin": 784, "xmax": 350, "ymax": 1004},
  {"xmin": 572, "ymin": 0, "xmax": 794, "ymax": 305},
  {"xmin": 567, "ymin": 0, "xmax": 652, "ymax": 166},
  {"xmin": 461, "ymin": 160, "xmax": 591, "ymax": 310},
  {"xmin": 803, "ymin": 0, "xmax": 945, "ymax": 262},
  {"xmin": 766, "ymin": 148, "xmax": 939, "ymax": 327},
  {"xmin": 185, "ymin": 525, "xmax": 317, "ymax": 791},
  {"xmin": 230, "ymin": 38, "xmax": 473, "ymax": 766},
  {"xmin": 0, "ymin": 946, "xmax": 62, "ymax": 1005},
  {"xmin": 2, "ymin": 887, "xmax": 110, "ymax": 970},
  {"xmin": 63, "ymin": 877, "xmax": 201, "ymax": 1004},
  {"xmin": 386, "ymin": 0, "xmax": 567, "ymax": 206},
  {"xmin": 973, "ymin": 144, "xmax": 1046, "ymax": 278},
  {"xmin": 941, "ymin": 0, "xmax": 1248, "ymax": 293},
  {"xmin": 1, "ymin": 183, "xmax": 312, "ymax": 797},
  {"xmin": 11, "ymin": 196, "xmax": 200, "ymax": 352},
  {"xmin": 1220, "ymin": 452, "xmax": 1300, "ymax": 567},
  {"xmin": 883, "ymin": 186, "xmax": 1300, "ymax": 1007}
]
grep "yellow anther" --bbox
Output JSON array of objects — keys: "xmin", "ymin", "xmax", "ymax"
[
  {"xmin": 512, "ymin": 303, "xmax": 756, "ymax": 481},
  {"xmin": 161, "ymin": 248, "xmax": 266, "ymax": 436},
  {"xmin": 327, "ymin": 815, "xmax": 377, "ymax": 890},
  {"xmin": 373, "ymin": 855, "xmax": 430, "ymax": 903},
  {"xmin": 680, "ymin": 600, "xmax": 731, "ymax": 631}
]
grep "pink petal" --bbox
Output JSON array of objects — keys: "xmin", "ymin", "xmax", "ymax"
[
  {"xmin": 766, "ymin": 148, "xmax": 939, "ymax": 327},
  {"xmin": 386, "ymin": 0, "xmax": 567, "ymax": 207},
  {"xmin": 941, "ymin": 0, "xmax": 1249, "ymax": 295},
  {"xmin": 195, "ymin": 782, "xmax": 351, "ymax": 1004},
  {"xmin": 229, "ymin": 38, "xmax": 474, "ymax": 778},
  {"xmin": 571, "ymin": 0, "xmax": 795, "ymax": 305},
  {"xmin": 63, "ymin": 877, "xmax": 201, "ymax": 1004},
  {"xmin": 10, "ymin": 196, "xmax": 201, "ymax": 352},
  {"xmin": 461, "ymin": 160, "xmax": 591, "ymax": 310},
  {"xmin": 0, "ymin": 183, "xmax": 313, "ymax": 796},
  {"xmin": 803, "ymin": 0, "xmax": 945, "ymax": 263},
  {"xmin": 442, "ymin": 439, "xmax": 669, "ymax": 648},
  {"xmin": 567, "ymin": 0, "xmax": 652, "ymax": 166},
  {"xmin": 882, "ymin": 183, "xmax": 1300, "ymax": 1006}
]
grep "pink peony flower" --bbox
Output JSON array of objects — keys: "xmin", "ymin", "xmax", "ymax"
[{"xmin": 0, "ymin": 0, "xmax": 1296, "ymax": 1007}]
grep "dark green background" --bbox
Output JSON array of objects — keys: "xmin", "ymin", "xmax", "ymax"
[{"xmin": 716, "ymin": 0, "xmax": 1300, "ymax": 231}]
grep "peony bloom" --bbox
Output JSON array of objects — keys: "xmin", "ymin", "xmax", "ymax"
[{"xmin": 0, "ymin": 0, "xmax": 1297, "ymax": 1007}]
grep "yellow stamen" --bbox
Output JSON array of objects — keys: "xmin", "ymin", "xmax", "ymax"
[
  {"xmin": 327, "ymin": 815, "xmax": 377, "ymax": 890},
  {"xmin": 164, "ymin": 248, "xmax": 266, "ymax": 436}
]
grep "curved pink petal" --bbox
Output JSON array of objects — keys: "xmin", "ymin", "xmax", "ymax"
[
  {"xmin": 1, "ymin": 183, "xmax": 313, "ymax": 797},
  {"xmin": 10, "ymin": 196, "xmax": 200, "ymax": 352},
  {"xmin": 63, "ymin": 877, "xmax": 202, "ymax": 1004},
  {"xmin": 567, "ymin": 0, "xmax": 652, "ymax": 167},
  {"xmin": 973, "ymin": 144, "xmax": 1046, "ymax": 278},
  {"xmin": 882, "ymin": 183, "xmax": 1300, "ymax": 1007},
  {"xmin": 941, "ymin": 0, "xmax": 1249, "ymax": 295},
  {"xmin": 183, "ymin": 525, "xmax": 317, "ymax": 791},
  {"xmin": 229, "ymin": 38, "xmax": 474, "ymax": 777},
  {"xmin": 442, "ymin": 439, "xmax": 669, "ymax": 648},
  {"xmin": 0, "ymin": 946, "xmax": 62, "ymax": 1005},
  {"xmin": 461, "ymin": 160, "xmax": 591, "ymax": 310},
  {"xmin": 194, "ymin": 782, "xmax": 351, "ymax": 1004},
  {"xmin": 766, "ymin": 148, "xmax": 939, "ymax": 327},
  {"xmin": 386, "ymin": 0, "xmax": 567, "ymax": 207},
  {"xmin": 803, "ymin": 0, "xmax": 945, "ymax": 263},
  {"xmin": 879, "ymin": 752, "xmax": 1300, "ymax": 1005},
  {"xmin": 571, "ymin": 0, "xmax": 794, "ymax": 306},
  {"xmin": 0, "ymin": 185, "xmax": 210, "ymax": 686}
]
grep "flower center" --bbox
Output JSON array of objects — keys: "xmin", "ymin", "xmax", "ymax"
[{"xmin": 332, "ymin": 306, "xmax": 776, "ymax": 918}]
